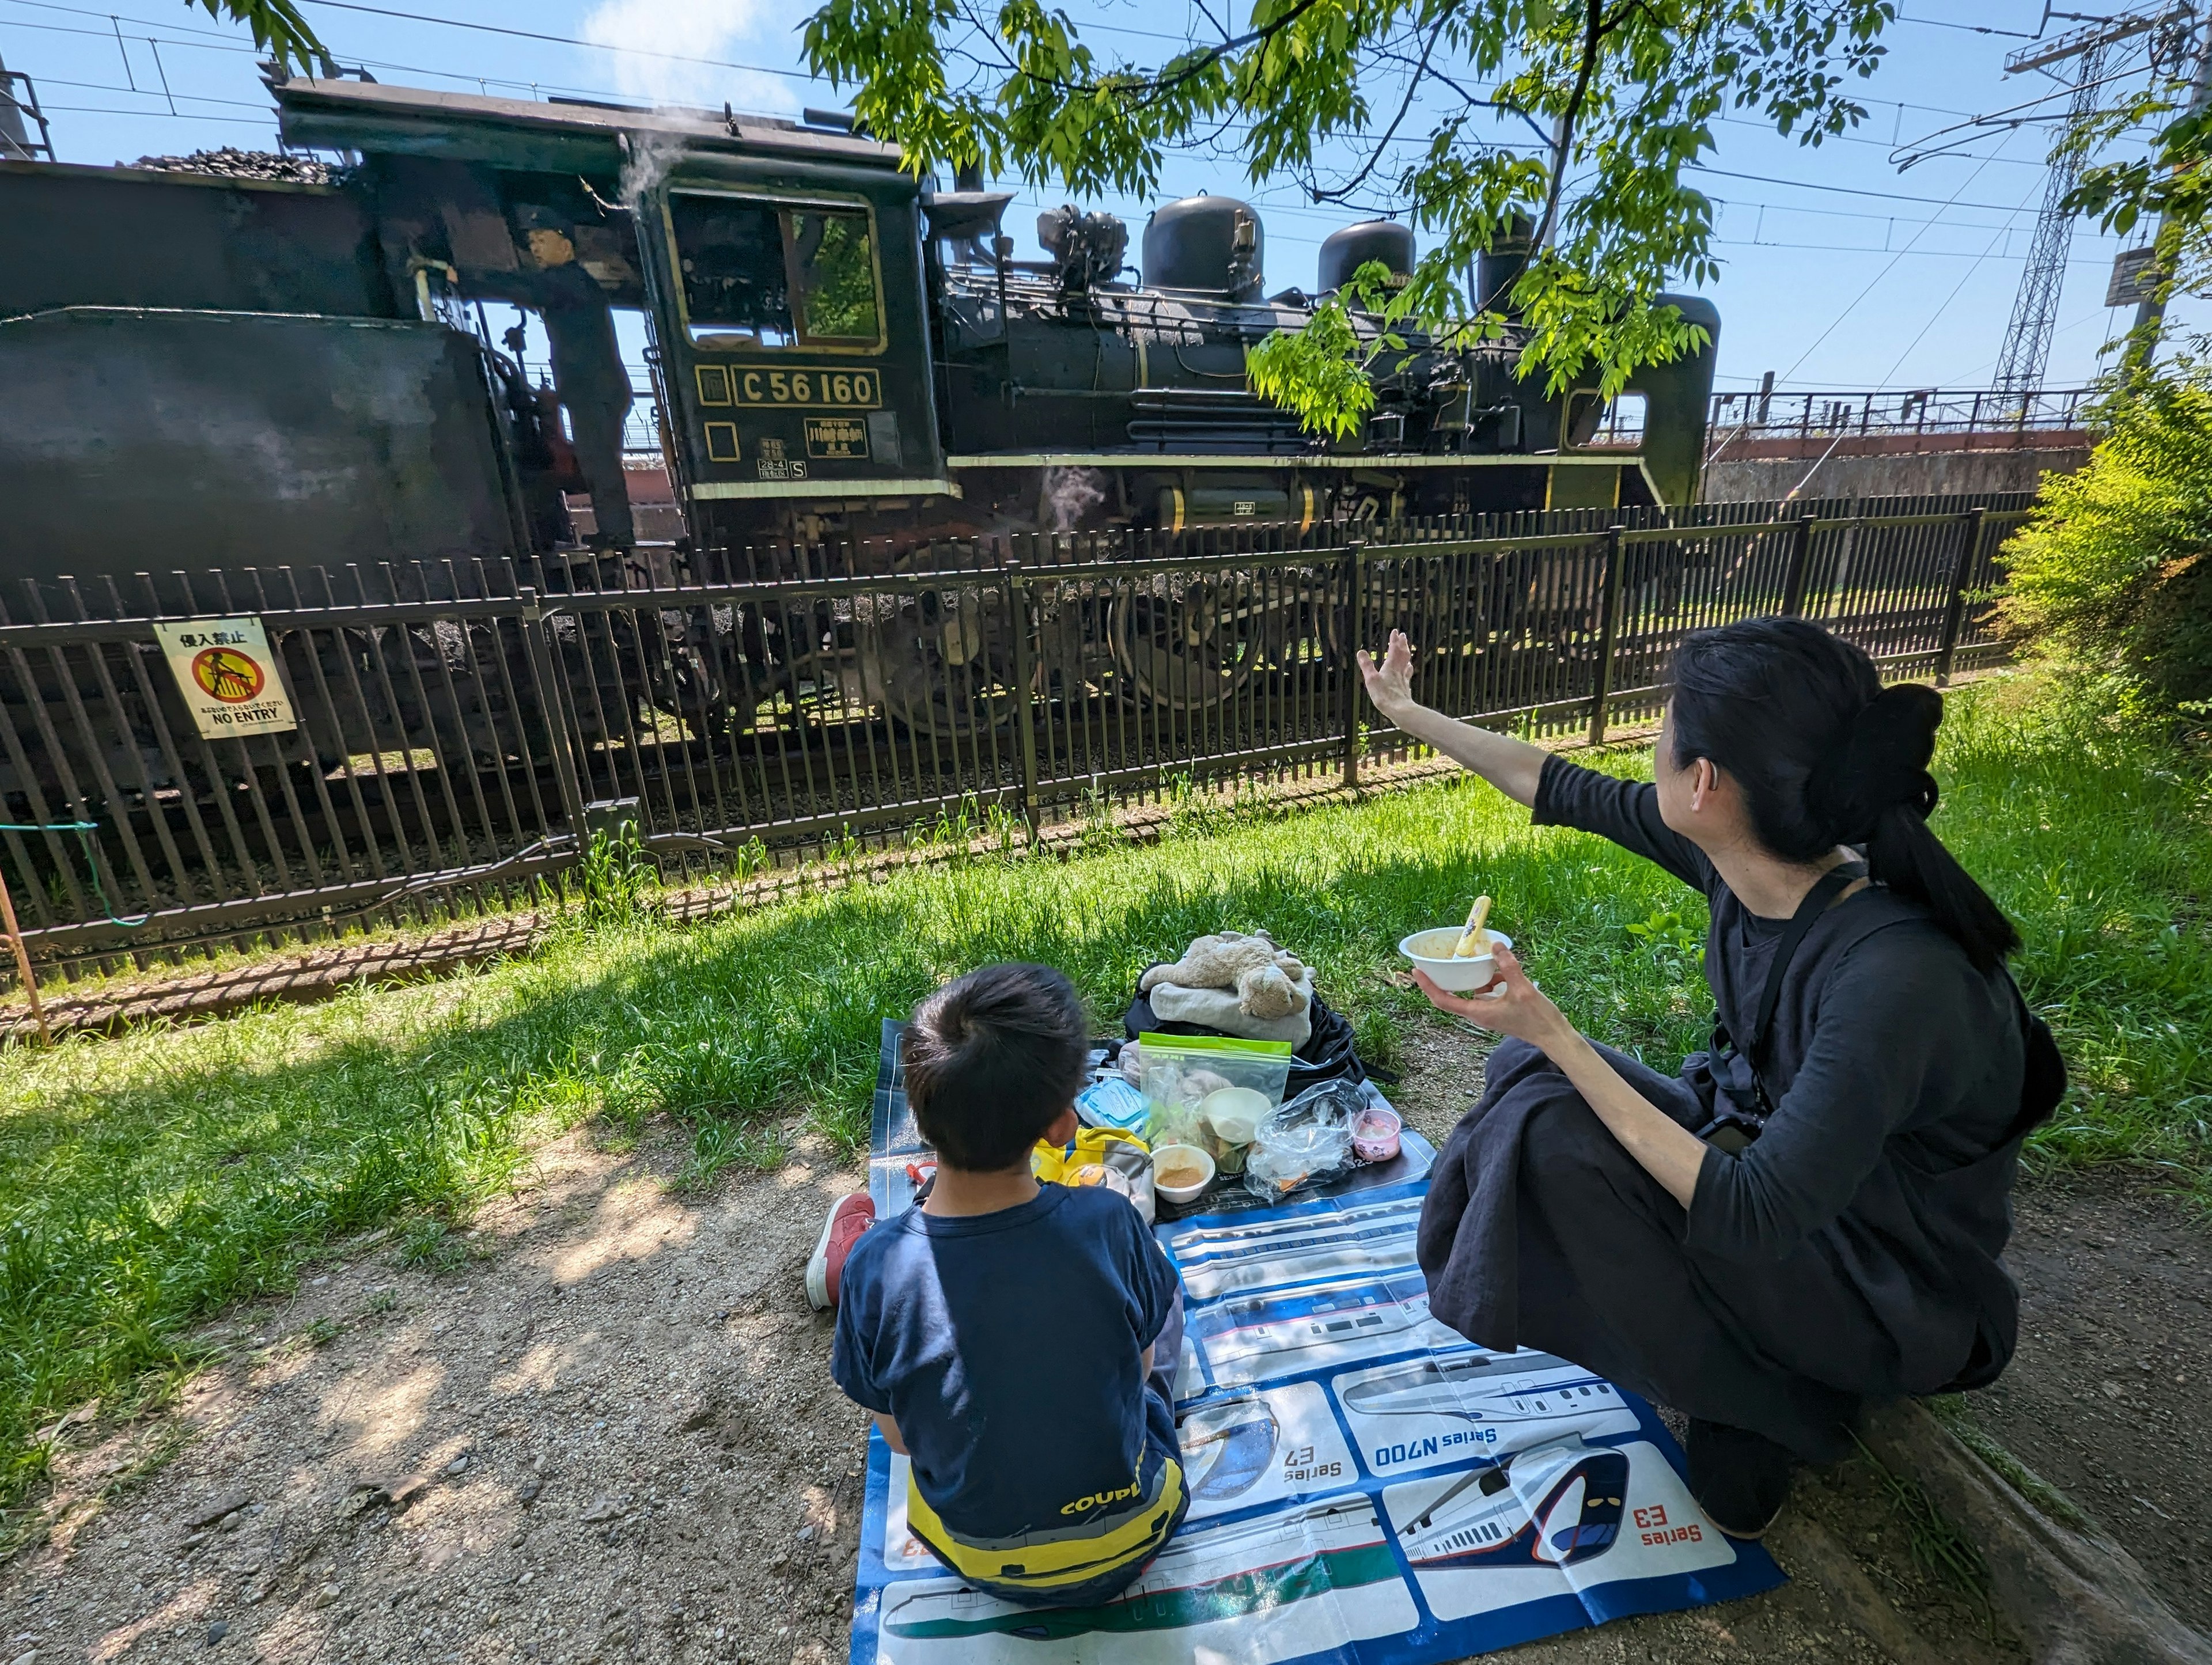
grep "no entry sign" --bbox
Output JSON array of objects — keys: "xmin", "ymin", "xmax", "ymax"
[{"xmin": 153, "ymin": 617, "xmax": 298, "ymax": 739}]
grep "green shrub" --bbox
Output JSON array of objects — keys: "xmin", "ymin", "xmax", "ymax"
[{"xmin": 1997, "ymin": 367, "xmax": 2212, "ymax": 708}]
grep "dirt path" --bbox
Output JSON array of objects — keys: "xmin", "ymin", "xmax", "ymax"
[{"xmin": 4, "ymin": 1026, "xmax": 2203, "ymax": 1665}]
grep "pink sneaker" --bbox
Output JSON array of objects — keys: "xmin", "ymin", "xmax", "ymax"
[{"xmin": 806, "ymin": 1191, "xmax": 876, "ymax": 1310}]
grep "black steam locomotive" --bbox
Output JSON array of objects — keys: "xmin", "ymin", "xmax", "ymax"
[{"xmin": 0, "ymin": 76, "xmax": 1717, "ymax": 754}]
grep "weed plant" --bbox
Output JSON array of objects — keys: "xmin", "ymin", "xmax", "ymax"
[{"xmin": 0, "ymin": 672, "xmax": 2207, "ymax": 1503}]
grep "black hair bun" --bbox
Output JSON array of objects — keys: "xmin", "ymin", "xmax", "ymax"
[{"xmin": 1808, "ymin": 683, "xmax": 1942, "ymax": 842}]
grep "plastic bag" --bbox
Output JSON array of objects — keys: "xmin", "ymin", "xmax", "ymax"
[
  {"xmin": 1137, "ymin": 1033, "xmax": 1294, "ymax": 1155},
  {"xmin": 1241, "ymin": 1079, "xmax": 1366, "ymax": 1202}
]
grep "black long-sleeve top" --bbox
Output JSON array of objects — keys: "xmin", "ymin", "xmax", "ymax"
[{"xmin": 1533, "ymin": 756, "xmax": 2031, "ymax": 1377}]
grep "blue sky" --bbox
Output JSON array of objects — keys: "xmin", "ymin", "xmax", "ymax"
[{"xmin": 2, "ymin": 0, "xmax": 2191, "ymax": 393}]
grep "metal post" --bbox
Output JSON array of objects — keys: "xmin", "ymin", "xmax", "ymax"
[
  {"xmin": 1934, "ymin": 507, "xmax": 1986, "ymax": 687},
  {"xmin": 1340, "ymin": 540, "xmax": 1366, "ymax": 789},
  {"xmin": 1587, "ymin": 525, "xmax": 1627, "ymax": 748},
  {"xmin": 1779, "ymin": 513, "xmax": 1817, "ymax": 616},
  {"xmin": 2127, "ymin": 17, "xmax": 2212, "ymax": 374},
  {"xmin": 517, "ymin": 587, "xmax": 589, "ymax": 844},
  {"xmin": 0, "ymin": 857, "xmax": 49, "ymax": 1045},
  {"xmin": 1006, "ymin": 556, "xmax": 1040, "ymax": 835}
]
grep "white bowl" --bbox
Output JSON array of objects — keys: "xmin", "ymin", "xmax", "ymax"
[
  {"xmin": 1152, "ymin": 1143, "xmax": 1217, "ymax": 1203},
  {"xmin": 1399, "ymin": 927, "xmax": 1513, "ymax": 992}
]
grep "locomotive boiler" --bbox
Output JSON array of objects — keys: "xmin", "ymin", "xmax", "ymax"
[{"xmin": 0, "ymin": 74, "xmax": 1718, "ymax": 759}]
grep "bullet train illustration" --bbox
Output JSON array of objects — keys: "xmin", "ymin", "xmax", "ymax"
[
  {"xmin": 1339, "ymin": 1349, "xmax": 1630, "ymax": 1431},
  {"xmin": 1393, "ymin": 1443, "xmax": 1630, "ymax": 1570},
  {"xmin": 1195, "ymin": 1274, "xmax": 1460, "ymax": 1383},
  {"xmin": 1171, "ymin": 1201, "xmax": 1423, "ymax": 1302},
  {"xmin": 1179, "ymin": 1393, "xmax": 1280, "ymax": 1501}
]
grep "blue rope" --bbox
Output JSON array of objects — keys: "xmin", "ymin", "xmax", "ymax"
[{"xmin": 0, "ymin": 820, "xmax": 149, "ymax": 927}]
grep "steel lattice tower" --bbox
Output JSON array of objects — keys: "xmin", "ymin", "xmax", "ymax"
[{"xmin": 1993, "ymin": 40, "xmax": 2110, "ymax": 397}]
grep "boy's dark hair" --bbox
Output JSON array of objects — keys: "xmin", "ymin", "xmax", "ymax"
[{"xmin": 903, "ymin": 964, "xmax": 1089, "ymax": 1171}]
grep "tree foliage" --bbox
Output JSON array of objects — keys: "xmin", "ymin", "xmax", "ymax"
[
  {"xmin": 1996, "ymin": 365, "xmax": 2212, "ymax": 710},
  {"xmin": 186, "ymin": 0, "xmax": 324, "ymax": 71},
  {"xmin": 804, "ymin": 1, "xmax": 1897, "ymax": 428}
]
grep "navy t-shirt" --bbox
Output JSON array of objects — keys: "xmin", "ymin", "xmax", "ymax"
[{"xmin": 832, "ymin": 1183, "xmax": 1181, "ymax": 1544}]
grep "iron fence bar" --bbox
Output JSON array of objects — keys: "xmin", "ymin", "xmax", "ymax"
[
  {"xmin": 1006, "ymin": 559, "xmax": 1041, "ymax": 832},
  {"xmin": 1934, "ymin": 507, "xmax": 1987, "ymax": 687},
  {"xmin": 516, "ymin": 589, "xmax": 588, "ymax": 841},
  {"xmin": 206, "ymin": 568, "xmax": 304, "ymax": 898},
  {"xmin": 1340, "ymin": 542, "xmax": 1366, "ymax": 788},
  {"xmin": 1587, "ymin": 525, "xmax": 1627, "ymax": 748},
  {"xmin": 1778, "ymin": 514, "xmax": 1817, "ymax": 617}
]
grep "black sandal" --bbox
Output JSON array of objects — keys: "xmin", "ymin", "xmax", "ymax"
[{"xmin": 1686, "ymin": 1417, "xmax": 1796, "ymax": 1539}]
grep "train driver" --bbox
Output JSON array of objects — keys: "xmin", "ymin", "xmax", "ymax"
[{"xmin": 1357, "ymin": 618, "xmax": 2058, "ymax": 1538}]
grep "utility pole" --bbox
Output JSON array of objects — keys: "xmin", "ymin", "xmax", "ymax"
[
  {"xmin": 2125, "ymin": 13, "xmax": 2212, "ymax": 371},
  {"xmin": 1994, "ymin": 14, "xmax": 2163, "ymax": 399}
]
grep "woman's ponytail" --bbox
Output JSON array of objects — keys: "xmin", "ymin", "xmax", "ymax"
[
  {"xmin": 1802, "ymin": 683, "xmax": 2020, "ymax": 974},
  {"xmin": 1672, "ymin": 619, "xmax": 2021, "ymax": 975}
]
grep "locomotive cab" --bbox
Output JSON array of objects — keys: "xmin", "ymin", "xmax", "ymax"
[{"xmin": 633, "ymin": 153, "xmax": 955, "ymax": 552}]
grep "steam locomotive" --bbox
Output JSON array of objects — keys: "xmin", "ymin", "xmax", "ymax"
[{"xmin": 0, "ymin": 75, "xmax": 1718, "ymax": 754}]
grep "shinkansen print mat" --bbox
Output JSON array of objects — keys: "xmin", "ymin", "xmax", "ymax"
[{"xmin": 850, "ymin": 1019, "xmax": 1784, "ymax": 1664}]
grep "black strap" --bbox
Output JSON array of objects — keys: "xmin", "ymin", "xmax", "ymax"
[{"xmin": 1745, "ymin": 861, "xmax": 1867, "ymax": 1078}]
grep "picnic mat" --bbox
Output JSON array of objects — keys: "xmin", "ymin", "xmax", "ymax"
[{"xmin": 852, "ymin": 1018, "xmax": 1784, "ymax": 1663}]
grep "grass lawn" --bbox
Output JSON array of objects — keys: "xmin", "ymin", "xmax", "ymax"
[{"xmin": 1, "ymin": 670, "xmax": 2208, "ymax": 1504}]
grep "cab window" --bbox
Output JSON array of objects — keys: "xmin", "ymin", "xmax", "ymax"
[{"xmin": 668, "ymin": 191, "xmax": 882, "ymax": 350}]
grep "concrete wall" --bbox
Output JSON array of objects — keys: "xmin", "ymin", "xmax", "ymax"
[{"xmin": 1700, "ymin": 445, "xmax": 2090, "ymax": 504}]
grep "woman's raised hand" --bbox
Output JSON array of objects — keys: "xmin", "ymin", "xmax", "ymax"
[
  {"xmin": 1356, "ymin": 629, "xmax": 1418, "ymax": 718},
  {"xmin": 1411, "ymin": 945, "xmax": 1572, "ymax": 1053}
]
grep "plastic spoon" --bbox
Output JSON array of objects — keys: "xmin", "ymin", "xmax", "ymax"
[{"xmin": 1453, "ymin": 894, "xmax": 1493, "ymax": 958}]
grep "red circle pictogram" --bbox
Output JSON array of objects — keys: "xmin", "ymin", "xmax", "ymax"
[{"xmin": 191, "ymin": 646, "xmax": 266, "ymax": 704}]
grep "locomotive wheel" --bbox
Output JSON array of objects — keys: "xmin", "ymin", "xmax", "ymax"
[
  {"xmin": 854, "ymin": 583, "xmax": 1013, "ymax": 740},
  {"xmin": 1107, "ymin": 578, "xmax": 1262, "ymax": 712}
]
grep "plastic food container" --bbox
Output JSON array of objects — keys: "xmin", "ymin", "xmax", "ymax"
[
  {"xmin": 1398, "ymin": 928, "xmax": 1513, "ymax": 993},
  {"xmin": 1138, "ymin": 1033, "xmax": 1295, "ymax": 1153},
  {"xmin": 1352, "ymin": 1106, "xmax": 1403, "ymax": 1163},
  {"xmin": 1200, "ymin": 1085, "xmax": 1268, "ymax": 1175},
  {"xmin": 1152, "ymin": 1143, "xmax": 1217, "ymax": 1204}
]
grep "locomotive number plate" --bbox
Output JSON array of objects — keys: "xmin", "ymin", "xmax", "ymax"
[{"xmin": 695, "ymin": 364, "xmax": 882, "ymax": 409}]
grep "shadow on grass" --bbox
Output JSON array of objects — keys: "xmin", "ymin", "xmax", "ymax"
[{"xmin": 2, "ymin": 671, "xmax": 2207, "ymax": 1507}]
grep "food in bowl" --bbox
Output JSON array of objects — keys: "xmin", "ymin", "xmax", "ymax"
[
  {"xmin": 1152, "ymin": 1143, "xmax": 1217, "ymax": 1202},
  {"xmin": 1398, "ymin": 927, "xmax": 1514, "ymax": 992}
]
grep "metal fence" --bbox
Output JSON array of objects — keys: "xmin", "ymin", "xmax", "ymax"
[
  {"xmin": 0, "ymin": 492, "xmax": 2033, "ymax": 977},
  {"xmin": 1707, "ymin": 386, "xmax": 2094, "ymax": 454}
]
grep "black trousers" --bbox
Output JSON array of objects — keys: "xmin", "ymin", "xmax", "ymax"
[{"xmin": 1430, "ymin": 1037, "xmax": 1867, "ymax": 1462}]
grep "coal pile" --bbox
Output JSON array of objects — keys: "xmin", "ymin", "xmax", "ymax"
[{"xmin": 130, "ymin": 147, "xmax": 340, "ymax": 184}]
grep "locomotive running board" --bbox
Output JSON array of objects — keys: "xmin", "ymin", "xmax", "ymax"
[{"xmin": 688, "ymin": 477, "xmax": 963, "ymax": 499}]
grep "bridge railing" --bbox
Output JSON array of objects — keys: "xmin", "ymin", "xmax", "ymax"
[{"xmin": 1708, "ymin": 386, "xmax": 2096, "ymax": 456}]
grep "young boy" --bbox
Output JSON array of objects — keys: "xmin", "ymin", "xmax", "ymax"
[{"xmin": 819, "ymin": 963, "xmax": 1187, "ymax": 1607}]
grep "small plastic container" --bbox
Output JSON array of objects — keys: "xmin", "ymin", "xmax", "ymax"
[
  {"xmin": 1152, "ymin": 1143, "xmax": 1217, "ymax": 1204},
  {"xmin": 1352, "ymin": 1105, "xmax": 1403, "ymax": 1163},
  {"xmin": 1138, "ymin": 1033, "xmax": 1295, "ymax": 1153},
  {"xmin": 1200, "ymin": 1085, "xmax": 1268, "ymax": 1175}
]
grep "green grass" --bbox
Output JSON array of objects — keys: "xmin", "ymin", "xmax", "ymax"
[{"xmin": 1, "ymin": 670, "xmax": 2208, "ymax": 1507}]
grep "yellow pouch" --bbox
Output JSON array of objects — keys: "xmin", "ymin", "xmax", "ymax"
[{"xmin": 1034, "ymin": 1126, "xmax": 1156, "ymax": 1222}]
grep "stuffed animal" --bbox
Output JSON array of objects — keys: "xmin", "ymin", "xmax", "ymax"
[{"xmin": 1139, "ymin": 930, "xmax": 1310, "ymax": 1021}]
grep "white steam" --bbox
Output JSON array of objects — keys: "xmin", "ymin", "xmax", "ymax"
[
  {"xmin": 578, "ymin": 0, "xmax": 796, "ymax": 119},
  {"xmin": 1043, "ymin": 466, "xmax": 1107, "ymax": 533}
]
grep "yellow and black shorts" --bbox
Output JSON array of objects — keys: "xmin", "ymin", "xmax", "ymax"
[{"xmin": 906, "ymin": 1457, "xmax": 1187, "ymax": 1609}]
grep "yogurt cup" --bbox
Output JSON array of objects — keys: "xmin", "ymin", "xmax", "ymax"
[{"xmin": 1352, "ymin": 1106, "xmax": 1402, "ymax": 1163}]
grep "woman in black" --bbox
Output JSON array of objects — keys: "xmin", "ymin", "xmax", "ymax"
[{"xmin": 1359, "ymin": 617, "xmax": 2052, "ymax": 1537}]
